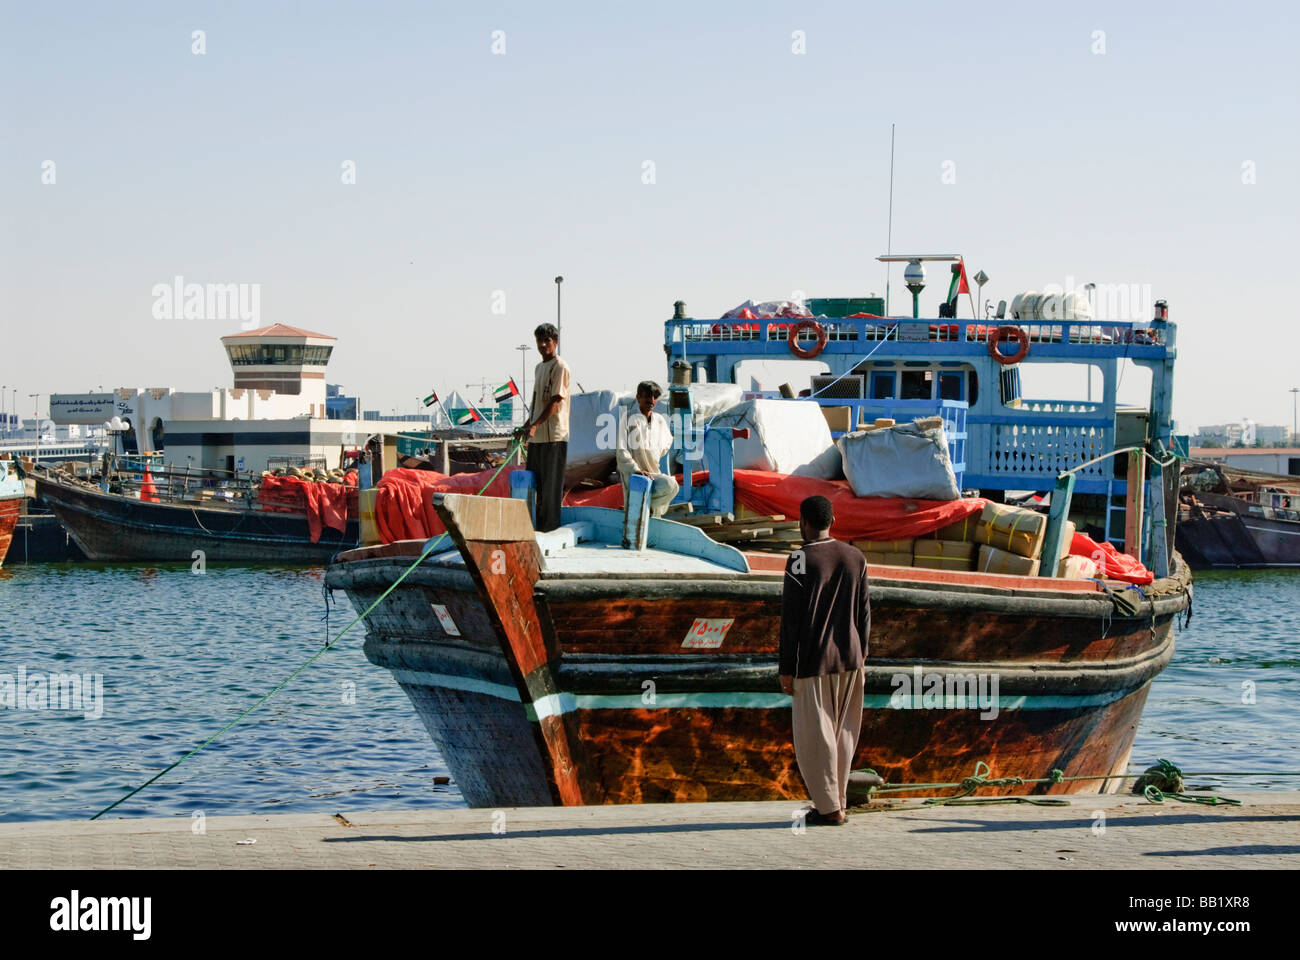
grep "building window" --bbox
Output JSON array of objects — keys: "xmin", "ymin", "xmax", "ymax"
[
  {"xmin": 226, "ymin": 344, "xmax": 333, "ymax": 366},
  {"xmin": 900, "ymin": 369, "xmax": 933, "ymax": 400},
  {"xmin": 938, "ymin": 372, "xmax": 963, "ymax": 401}
]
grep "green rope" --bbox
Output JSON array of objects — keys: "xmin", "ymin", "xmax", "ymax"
[
  {"xmin": 858, "ymin": 757, "xmax": 1272, "ymax": 808},
  {"xmin": 90, "ymin": 442, "xmax": 524, "ymax": 821}
]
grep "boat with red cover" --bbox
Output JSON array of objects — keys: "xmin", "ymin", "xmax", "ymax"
[{"xmin": 33, "ymin": 462, "xmax": 359, "ymax": 563}]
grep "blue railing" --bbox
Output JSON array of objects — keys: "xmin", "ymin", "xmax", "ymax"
[{"xmin": 666, "ymin": 317, "xmax": 1170, "ymax": 359}]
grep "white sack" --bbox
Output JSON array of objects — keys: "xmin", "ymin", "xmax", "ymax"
[
  {"xmin": 836, "ymin": 420, "xmax": 960, "ymax": 500},
  {"xmin": 706, "ymin": 399, "xmax": 840, "ymax": 479}
]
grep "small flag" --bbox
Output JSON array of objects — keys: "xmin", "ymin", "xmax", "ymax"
[
  {"xmin": 955, "ymin": 259, "xmax": 971, "ymax": 296},
  {"xmin": 493, "ymin": 378, "xmax": 520, "ymax": 404},
  {"xmin": 423, "ymin": 391, "xmax": 438, "ymax": 407},
  {"xmin": 455, "ymin": 407, "xmax": 482, "ymax": 425}
]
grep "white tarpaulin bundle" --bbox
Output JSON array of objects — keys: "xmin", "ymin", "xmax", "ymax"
[
  {"xmin": 564, "ymin": 390, "xmax": 628, "ymax": 483},
  {"xmin": 706, "ymin": 399, "xmax": 841, "ymax": 479},
  {"xmin": 836, "ymin": 420, "xmax": 960, "ymax": 500},
  {"xmin": 566, "ymin": 385, "xmax": 750, "ymax": 484}
]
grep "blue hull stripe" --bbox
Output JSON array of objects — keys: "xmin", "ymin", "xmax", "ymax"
[{"xmin": 388, "ymin": 669, "xmax": 1131, "ymax": 719}]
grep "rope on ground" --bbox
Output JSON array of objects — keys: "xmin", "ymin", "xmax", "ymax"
[
  {"xmin": 89, "ymin": 440, "xmax": 525, "ymax": 821},
  {"xmin": 859, "ymin": 758, "xmax": 1277, "ymax": 808}
]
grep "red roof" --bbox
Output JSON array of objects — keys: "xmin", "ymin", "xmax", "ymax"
[{"xmin": 222, "ymin": 323, "xmax": 335, "ymax": 340}]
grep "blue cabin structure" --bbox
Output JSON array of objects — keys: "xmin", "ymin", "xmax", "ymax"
[{"xmin": 663, "ymin": 294, "xmax": 1178, "ymax": 553}]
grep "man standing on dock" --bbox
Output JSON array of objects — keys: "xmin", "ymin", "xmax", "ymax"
[
  {"xmin": 517, "ymin": 322, "xmax": 571, "ymax": 532},
  {"xmin": 779, "ymin": 495, "xmax": 870, "ymax": 826}
]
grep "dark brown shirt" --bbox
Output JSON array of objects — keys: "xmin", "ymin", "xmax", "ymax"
[{"xmin": 779, "ymin": 539, "xmax": 870, "ymax": 678}]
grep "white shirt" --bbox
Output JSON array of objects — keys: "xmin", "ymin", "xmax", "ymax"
[
  {"xmin": 530, "ymin": 356, "xmax": 572, "ymax": 444},
  {"xmin": 617, "ymin": 408, "xmax": 673, "ymax": 477}
]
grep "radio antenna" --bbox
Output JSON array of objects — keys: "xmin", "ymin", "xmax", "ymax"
[{"xmin": 885, "ymin": 123, "xmax": 896, "ymax": 315}]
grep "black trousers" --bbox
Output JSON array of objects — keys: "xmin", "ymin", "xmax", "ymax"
[{"xmin": 526, "ymin": 440, "xmax": 567, "ymax": 532}]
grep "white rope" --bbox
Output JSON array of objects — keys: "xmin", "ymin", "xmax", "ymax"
[{"xmin": 1058, "ymin": 445, "xmax": 1180, "ymax": 478}]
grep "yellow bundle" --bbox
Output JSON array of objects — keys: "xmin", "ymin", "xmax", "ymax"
[
  {"xmin": 862, "ymin": 551, "xmax": 913, "ymax": 567},
  {"xmin": 914, "ymin": 539, "xmax": 976, "ymax": 572},
  {"xmin": 977, "ymin": 544, "xmax": 1041, "ymax": 577},
  {"xmin": 854, "ymin": 538, "xmax": 915, "ymax": 554},
  {"xmin": 973, "ymin": 503, "xmax": 1047, "ymax": 559}
]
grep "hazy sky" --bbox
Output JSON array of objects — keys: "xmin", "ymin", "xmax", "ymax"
[{"xmin": 3, "ymin": 1, "xmax": 1297, "ymax": 432}]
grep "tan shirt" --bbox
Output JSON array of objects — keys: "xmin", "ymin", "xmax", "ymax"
[
  {"xmin": 530, "ymin": 356, "xmax": 572, "ymax": 444},
  {"xmin": 616, "ymin": 408, "xmax": 673, "ymax": 477}
]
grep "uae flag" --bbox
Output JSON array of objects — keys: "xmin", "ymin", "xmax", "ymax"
[
  {"xmin": 493, "ymin": 378, "xmax": 520, "ymax": 404},
  {"xmin": 952, "ymin": 260, "xmax": 971, "ymax": 296},
  {"xmin": 455, "ymin": 407, "xmax": 482, "ymax": 425},
  {"xmin": 422, "ymin": 391, "xmax": 438, "ymax": 407}
]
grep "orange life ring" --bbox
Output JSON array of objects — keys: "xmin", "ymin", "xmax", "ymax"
[
  {"xmin": 787, "ymin": 319, "xmax": 829, "ymax": 359},
  {"xmin": 988, "ymin": 325, "xmax": 1030, "ymax": 365}
]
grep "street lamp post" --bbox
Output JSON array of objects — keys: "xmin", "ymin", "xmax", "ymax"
[
  {"xmin": 554, "ymin": 276, "xmax": 564, "ymax": 344},
  {"xmin": 1291, "ymin": 387, "xmax": 1298, "ymax": 445},
  {"xmin": 29, "ymin": 394, "xmax": 39, "ymax": 462}
]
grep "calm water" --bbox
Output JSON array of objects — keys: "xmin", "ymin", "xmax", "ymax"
[
  {"xmin": 0, "ymin": 563, "xmax": 457, "ymax": 823},
  {"xmin": 0, "ymin": 564, "xmax": 1296, "ymax": 822}
]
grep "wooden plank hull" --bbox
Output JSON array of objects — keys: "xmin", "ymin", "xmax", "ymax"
[
  {"xmin": 0, "ymin": 495, "xmax": 21, "ymax": 569},
  {"xmin": 35, "ymin": 474, "xmax": 357, "ymax": 564},
  {"xmin": 328, "ymin": 533, "xmax": 1189, "ymax": 807}
]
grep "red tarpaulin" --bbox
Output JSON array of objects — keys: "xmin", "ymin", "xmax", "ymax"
[
  {"xmin": 257, "ymin": 475, "xmax": 357, "ymax": 543},
  {"xmin": 731, "ymin": 470, "xmax": 986, "ymax": 541},
  {"xmin": 372, "ymin": 467, "xmax": 985, "ymax": 544},
  {"xmin": 1068, "ymin": 531, "xmax": 1154, "ymax": 585},
  {"xmin": 374, "ymin": 466, "xmax": 522, "ymax": 543}
]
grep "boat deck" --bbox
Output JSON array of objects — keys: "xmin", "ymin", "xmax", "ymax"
[{"xmin": 339, "ymin": 534, "xmax": 1108, "ymax": 594}]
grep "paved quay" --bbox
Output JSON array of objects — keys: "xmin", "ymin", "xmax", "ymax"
[{"xmin": 2, "ymin": 792, "xmax": 1298, "ymax": 869}]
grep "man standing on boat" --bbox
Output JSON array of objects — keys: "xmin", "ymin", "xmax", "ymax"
[
  {"xmin": 516, "ymin": 322, "xmax": 571, "ymax": 533},
  {"xmin": 616, "ymin": 380, "xmax": 679, "ymax": 521},
  {"xmin": 779, "ymin": 495, "xmax": 870, "ymax": 827}
]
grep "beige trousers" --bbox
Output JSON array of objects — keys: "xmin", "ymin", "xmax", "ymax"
[{"xmin": 792, "ymin": 667, "xmax": 865, "ymax": 814}]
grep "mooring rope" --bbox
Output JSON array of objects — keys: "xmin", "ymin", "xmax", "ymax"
[
  {"xmin": 854, "ymin": 757, "xmax": 1300, "ymax": 808},
  {"xmin": 90, "ymin": 440, "xmax": 525, "ymax": 820}
]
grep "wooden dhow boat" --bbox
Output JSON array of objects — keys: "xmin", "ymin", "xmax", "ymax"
[
  {"xmin": 329, "ymin": 270, "xmax": 1191, "ymax": 806},
  {"xmin": 33, "ymin": 462, "xmax": 358, "ymax": 564},
  {"xmin": 0, "ymin": 458, "xmax": 34, "ymax": 568},
  {"xmin": 327, "ymin": 493, "xmax": 1191, "ymax": 806}
]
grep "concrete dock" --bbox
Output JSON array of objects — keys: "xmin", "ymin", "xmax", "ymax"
[{"xmin": 2, "ymin": 792, "xmax": 1297, "ymax": 869}]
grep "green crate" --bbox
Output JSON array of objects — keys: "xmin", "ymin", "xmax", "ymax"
[{"xmin": 806, "ymin": 297, "xmax": 885, "ymax": 318}]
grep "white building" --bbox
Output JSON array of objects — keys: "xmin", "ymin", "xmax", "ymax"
[{"xmin": 49, "ymin": 324, "xmax": 415, "ymax": 475}]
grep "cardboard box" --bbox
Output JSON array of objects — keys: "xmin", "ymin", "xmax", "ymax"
[
  {"xmin": 1058, "ymin": 554, "xmax": 1098, "ymax": 579},
  {"xmin": 924, "ymin": 511, "xmax": 981, "ymax": 542},
  {"xmin": 977, "ymin": 544, "xmax": 1040, "ymax": 577},
  {"xmin": 973, "ymin": 503, "xmax": 1047, "ymax": 559},
  {"xmin": 1057, "ymin": 521, "xmax": 1077, "ymax": 560},
  {"xmin": 854, "ymin": 538, "xmax": 915, "ymax": 554},
  {"xmin": 914, "ymin": 539, "xmax": 976, "ymax": 571},
  {"xmin": 863, "ymin": 551, "xmax": 913, "ymax": 567},
  {"xmin": 819, "ymin": 405, "xmax": 854, "ymax": 433}
]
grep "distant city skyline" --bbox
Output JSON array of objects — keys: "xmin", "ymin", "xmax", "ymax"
[{"xmin": 3, "ymin": 2, "xmax": 1297, "ymax": 432}]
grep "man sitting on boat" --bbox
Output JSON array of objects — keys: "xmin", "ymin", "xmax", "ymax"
[
  {"xmin": 616, "ymin": 380, "xmax": 679, "ymax": 522},
  {"xmin": 779, "ymin": 496, "xmax": 870, "ymax": 827}
]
